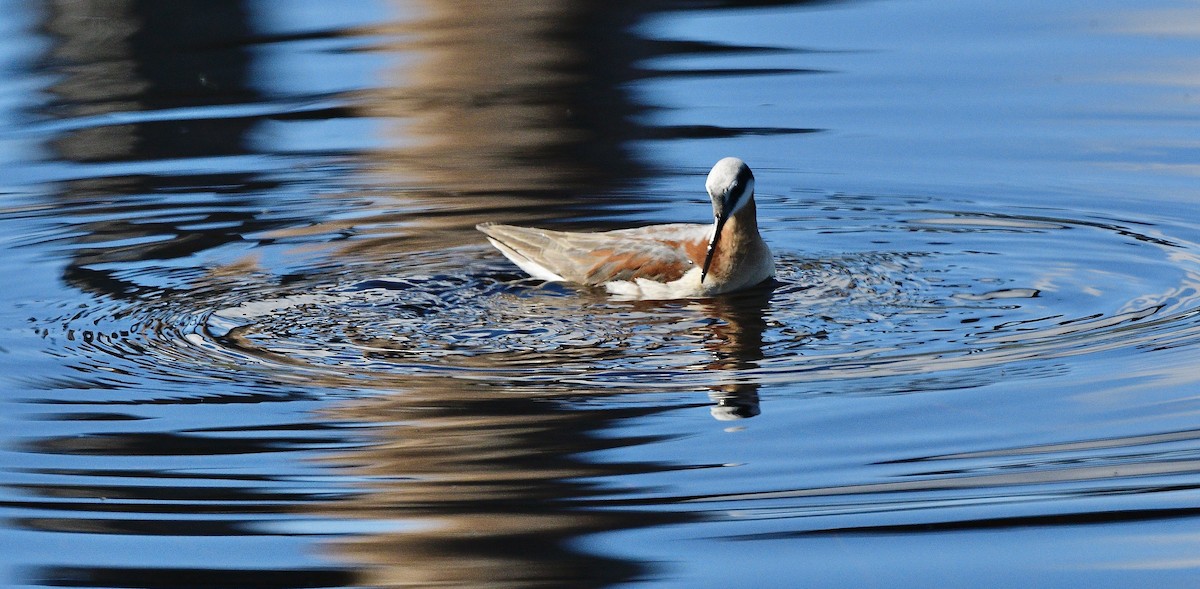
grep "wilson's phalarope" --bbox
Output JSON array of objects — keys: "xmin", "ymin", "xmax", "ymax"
[{"xmin": 478, "ymin": 157, "xmax": 774, "ymax": 299}]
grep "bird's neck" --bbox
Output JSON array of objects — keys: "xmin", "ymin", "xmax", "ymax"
[
  {"xmin": 705, "ymin": 196, "xmax": 762, "ymax": 283},
  {"xmin": 720, "ymin": 197, "xmax": 760, "ymax": 245}
]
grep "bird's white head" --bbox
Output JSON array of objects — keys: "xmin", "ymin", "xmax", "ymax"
[
  {"xmin": 701, "ymin": 157, "xmax": 755, "ymax": 283},
  {"xmin": 705, "ymin": 156, "xmax": 755, "ymax": 220}
]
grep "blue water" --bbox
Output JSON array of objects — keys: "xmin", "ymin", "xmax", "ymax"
[{"xmin": 3, "ymin": 1, "xmax": 1200, "ymax": 587}]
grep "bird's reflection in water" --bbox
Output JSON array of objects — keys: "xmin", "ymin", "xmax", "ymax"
[
  {"xmin": 710, "ymin": 383, "xmax": 762, "ymax": 421},
  {"xmin": 621, "ymin": 282, "xmax": 774, "ymax": 420},
  {"xmin": 695, "ymin": 283, "xmax": 775, "ymax": 420}
]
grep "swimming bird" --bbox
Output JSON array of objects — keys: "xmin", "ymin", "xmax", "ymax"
[{"xmin": 477, "ymin": 157, "xmax": 774, "ymax": 299}]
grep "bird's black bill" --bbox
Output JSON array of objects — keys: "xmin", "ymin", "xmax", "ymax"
[{"xmin": 700, "ymin": 215, "xmax": 727, "ymax": 283}]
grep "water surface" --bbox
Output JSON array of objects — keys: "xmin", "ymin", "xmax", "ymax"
[{"xmin": 3, "ymin": 1, "xmax": 1200, "ymax": 587}]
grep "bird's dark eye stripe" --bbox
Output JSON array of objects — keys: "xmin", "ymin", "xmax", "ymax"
[
  {"xmin": 726, "ymin": 165, "xmax": 754, "ymax": 209},
  {"xmin": 736, "ymin": 164, "xmax": 754, "ymax": 188}
]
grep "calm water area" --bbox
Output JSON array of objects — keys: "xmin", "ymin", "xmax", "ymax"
[{"xmin": 2, "ymin": 1, "xmax": 1200, "ymax": 587}]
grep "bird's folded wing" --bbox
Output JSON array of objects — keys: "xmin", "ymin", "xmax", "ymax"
[{"xmin": 478, "ymin": 223, "xmax": 704, "ymax": 285}]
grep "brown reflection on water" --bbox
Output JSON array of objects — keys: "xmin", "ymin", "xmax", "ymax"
[
  {"xmin": 316, "ymin": 0, "xmax": 653, "ymax": 262},
  {"xmin": 366, "ymin": 2, "xmax": 645, "ymax": 195},
  {"xmin": 316, "ymin": 378, "xmax": 688, "ymax": 588}
]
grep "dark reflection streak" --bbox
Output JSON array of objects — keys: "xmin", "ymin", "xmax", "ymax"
[
  {"xmin": 644, "ymin": 39, "xmax": 816, "ymax": 56},
  {"xmin": 23, "ymin": 431, "xmax": 360, "ymax": 456},
  {"xmin": 638, "ymin": 67, "xmax": 829, "ymax": 77},
  {"xmin": 0, "ymin": 500, "xmax": 301, "ymax": 516},
  {"xmin": 191, "ymin": 421, "xmax": 365, "ymax": 433},
  {"xmin": 19, "ymin": 468, "xmax": 276, "ymax": 481},
  {"xmin": 27, "ymin": 390, "xmax": 316, "ymax": 405},
  {"xmin": 643, "ymin": 125, "xmax": 822, "ymax": 140},
  {"xmin": 27, "ymin": 412, "xmax": 150, "ymax": 422},
  {"xmin": 9, "ymin": 483, "xmax": 316, "ymax": 503},
  {"xmin": 658, "ymin": 0, "xmax": 850, "ymax": 7},
  {"xmin": 267, "ymin": 106, "xmax": 359, "ymax": 122},
  {"xmin": 187, "ymin": 29, "xmax": 378, "ymax": 53},
  {"xmin": 16, "ymin": 517, "xmax": 264, "ymax": 537},
  {"xmin": 933, "ymin": 211, "xmax": 1181, "ymax": 248},
  {"xmin": 729, "ymin": 507, "xmax": 1200, "ymax": 539},
  {"xmin": 30, "ymin": 566, "xmax": 356, "ymax": 589},
  {"xmin": 879, "ymin": 427, "xmax": 1200, "ymax": 464}
]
